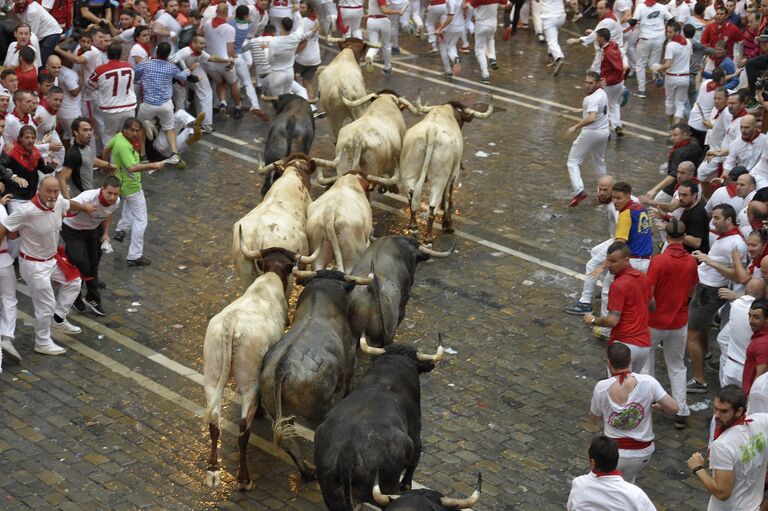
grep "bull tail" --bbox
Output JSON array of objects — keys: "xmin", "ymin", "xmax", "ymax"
[
  {"xmin": 271, "ymin": 358, "xmax": 299, "ymax": 447},
  {"xmin": 337, "ymin": 445, "xmax": 362, "ymax": 511},
  {"xmin": 343, "ymin": 469, "xmax": 354, "ymax": 511},
  {"xmin": 324, "ymin": 208, "xmax": 344, "ymax": 272},
  {"xmin": 285, "ymin": 117, "xmax": 296, "ymax": 156},
  {"xmin": 410, "ymin": 129, "xmax": 434, "ymax": 214},
  {"xmin": 351, "ymin": 135, "xmax": 363, "ymax": 170},
  {"xmin": 202, "ymin": 318, "xmax": 236, "ymax": 424}
]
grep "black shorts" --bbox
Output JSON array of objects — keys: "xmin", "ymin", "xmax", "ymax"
[{"xmin": 294, "ymin": 63, "xmax": 318, "ymax": 81}]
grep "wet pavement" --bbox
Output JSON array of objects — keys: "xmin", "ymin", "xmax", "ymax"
[{"xmin": 0, "ymin": 17, "xmax": 713, "ymax": 511}]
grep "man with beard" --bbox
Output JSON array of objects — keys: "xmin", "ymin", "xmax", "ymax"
[
  {"xmin": 0, "ymin": 175, "xmax": 95, "ymax": 356},
  {"xmin": 677, "ymin": 180, "xmax": 710, "ymax": 253},
  {"xmin": 741, "ymin": 299, "xmax": 768, "ymax": 395},
  {"xmin": 687, "ymin": 385, "xmax": 768, "ymax": 510},
  {"xmin": 58, "ymin": 117, "xmax": 116, "ymax": 199}
]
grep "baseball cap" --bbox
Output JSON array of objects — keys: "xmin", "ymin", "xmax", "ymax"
[
  {"xmin": 729, "ymin": 165, "xmax": 749, "ymax": 180},
  {"xmin": 667, "ymin": 218, "xmax": 686, "ymax": 238}
]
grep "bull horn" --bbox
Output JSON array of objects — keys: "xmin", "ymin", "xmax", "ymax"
[
  {"xmin": 326, "ymin": 35, "xmax": 346, "ymax": 43},
  {"xmin": 341, "ymin": 92, "xmax": 378, "ymax": 108},
  {"xmin": 359, "ymin": 335, "xmax": 386, "ymax": 356},
  {"xmin": 307, "ymin": 97, "xmax": 319, "ymax": 104},
  {"xmin": 317, "ymin": 172, "xmax": 339, "ymax": 186},
  {"xmin": 366, "ymin": 167, "xmax": 399, "ymax": 186},
  {"xmin": 260, "ymin": 94, "xmax": 278, "ymax": 102},
  {"xmin": 312, "ymin": 155, "xmax": 340, "ymax": 169},
  {"xmin": 296, "ymin": 244, "xmax": 322, "ymax": 265},
  {"xmin": 372, "ymin": 471, "xmax": 400, "ymax": 505},
  {"xmin": 344, "ymin": 272, "xmax": 373, "ymax": 285},
  {"xmin": 238, "ymin": 225, "xmax": 262, "ymax": 260},
  {"xmin": 292, "ymin": 268, "xmax": 317, "ymax": 279},
  {"xmin": 257, "ymin": 161, "xmax": 279, "ymax": 175},
  {"xmin": 363, "ymin": 39, "xmax": 382, "ymax": 48},
  {"xmin": 416, "ymin": 333, "xmax": 444, "ymax": 362},
  {"xmin": 397, "ymin": 96, "xmax": 420, "ymax": 115},
  {"xmin": 418, "ymin": 241, "xmax": 455, "ymax": 258},
  {"xmin": 464, "ymin": 97, "xmax": 494, "ymax": 119},
  {"xmin": 416, "ymin": 95, "xmax": 433, "ymax": 114},
  {"xmin": 440, "ymin": 473, "xmax": 482, "ymax": 509}
]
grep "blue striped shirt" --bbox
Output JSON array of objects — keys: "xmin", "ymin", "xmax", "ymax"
[{"xmin": 134, "ymin": 58, "xmax": 190, "ymax": 106}]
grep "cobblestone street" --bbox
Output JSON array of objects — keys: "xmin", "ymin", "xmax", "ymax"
[{"xmin": 0, "ymin": 19, "xmax": 720, "ymax": 511}]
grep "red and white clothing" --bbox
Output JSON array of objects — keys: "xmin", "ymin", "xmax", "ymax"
[
  {"xmin": 269, "ymin": 0, "xmax": 294, "ymax": 25},
  {"xmin": 599, "ymin": 41, "xmax": 624, "ymax": 130},
  {"xmin": 339, "ymin": 0, "xmax": 365, "ymax": 38},
  {"xmin": 581, "ymin": 11, "xmax": 624, "ymax": 72},
  {"xmin": 747, "ymin": 137, "xmax": 768, "ymax": 189},
  {"xmin": 724, "ymin": 131, "xmax": 766, "ymax": 176},
  {"xmin": 366, "ymin": 0, "xmax": 393, "ymax": 71},
  {"xmin": 567, "ymin": 87, "xmax": 609, "ymax": 196},
  {"xmin": 698, "ymin": 106, "xmax": 733, "ymax": 181},
  {"xmin": 0, "ymin": 207, "xmax": 17, "ymax": 348},
  {"xmin": 633, "ymin": 1, "xmax": 672, "ymax": 94},
  {"xmin": 34, "ymin": 101, "xmax": 64, "ymax": 167},
  {"xmin": 665, "ymin": 0, "xmax": 691, "ymax": 25},
  {"xmin": 698, "ymin": 229, "xmax": 747, "ymax": 288},
  {"xmin": 719, "ymin": 294, "xmax": 754, "ymax": 387},
  {"xmin": 203, "ymin": 16, "xmax": 238, "ymax": 85},
  {"xmin": 129, "ymin": 42, "xmax": 150, "ymax": 67},
  {"xmin": 16, "ymin": 1, "xmax": 62, "ymax": 40},
  {"xmin": 425, "ymin": 0, "xmax": 448, "ymax": 49},
  {"xmin": 707, "ymin": 414, "xmax": 768, "ymax": 511},
  {"xmin": 689, "ymin": 79, "xmax": 718, "ymax": 134},
  {"xmin": 266, "ymin": 13, "xmax": 308, "ymax": 95},
  {"xmin": 663, "ymin": 35, "xmax": 692, "ymax": 119},
  {"xmin": 3, "ymin": 36, "xmax": 42, "ymax": 68},
  {"xmin": 468, "ymin": 0, "xmax": 503, "ymax": 79},
  {"xmin": 3, "ymin": 109, "xmax": 35, "ymax": 147},
  {"xmin": 88, "ymin": 60, "xmax": 137, "ymax": 144},
  {"xmin": 57, "ymin": 65, "xmax": 82, "ymax": 141},
  {"xmin": 65, "ymin": 189, "xmax": 121, "ymax": 231},
  {"xmin": 538, "ymin": 0, "xmax": 566, "ymax": 61},
  {"xmin": 591, "ymin": 373, "xmax": 668, "ymax": 483},
  {"xmin": 155, "ymin": 10, "xmax": 182, "ymax": 53},
  {"xmin": 567, "ymin": 471, "xmax": 656, "ymax": 511}
]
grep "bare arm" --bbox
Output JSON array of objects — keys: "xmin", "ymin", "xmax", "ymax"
[{"xmin": 58, "ymin": 166, "xmax": 73, "ymax": 199}]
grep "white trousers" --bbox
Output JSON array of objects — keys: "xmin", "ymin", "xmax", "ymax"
[
  {"xmin": 567, "ymin": 128, "xmax": 609, "ymax": 196},
  {"xmin": 623, "ymin": 28, "xmax": 638, "ymax": 71},
  {"xmin": 439, "ymin": 30, "xmax": 462, "ymax": 73},
  {"xmin": 426, "ymin": 4, "xmax": 447, "ymax": 47},
  {"xmin": 615, "ymin": 341, "xmax": 651, "ymax": 375},
  {"xmin": 339, "ymin": 6, "xmax": 364, "ymax": 39},
  {"xmin": 0, "ymin": 264, "xmax": 17, "ymax": 342},
  {"xmin": 85, "ymin": 99, "xmax": 106, "ymax": 154},
  {"xmin": 235, "ymin": 52, "xmax": 260, "ymax": 111},
  {"xmin": 138, "ymin": 100, "xmax": 175, "ymax": 131},
  {"xmin": 721, "ymin": 358, "xmax": 744, "ymax": 387},
  {"xmin": 6, "ymin": 199, "xmax": 27, "ymax": 259},
  {"xmin": 389, "ymin": 2, "xmax": 409, "ymax": 47},
  {"xmin": 541, "ymin": 14, "xmax": 565, "ymax": 61},
  {"xmin": 665, "ymin": 75, "xmax": 689, "ymax": 118},
  {"xmin": 410, "ymin": 0, "xmax": 425, "ymax": 28},
  {"xmin": 698, "ymin": 156, "xmax": 724, "ymax": 181},
  {"xmin": 116, "ymin": 190, "xmax": 147, "ymax": 260},
  {"xmin": 20, "ymin": 258, "xmax": 81, "ymax": 347},
  {"xmin": 268, "ymin": 69, "xmax": 294, "ymax": 96},
  {"xmin": 617, "ymin": 453, "xmax": 651, "ymax": 484},
  {"xmin": 190, "ymin": 67, "xmax": 214, "ymax": 128},
  {"xmin": 579, "ymin": 238, "xmax": 612, "ymax": 304},
  {"xmin": 366, "ymin": 17, "xmax": 392, "ymax": 70},
  {"xmin": 102, "ymin": 110, "xmax": 134, "ymax": 144},
  {"xmin": 636, "ymin": 36, "xmax": 664, "ymax": 93},
  {"xmin": 604, "ymin": 82, "xmax": 623, "ymax": 129},
  {"xmin": 648, "ymin": 326, "xmax": 690, "ymax": 417},
  {"xmin": 155, "ymin": 110, "xmax": 195, "ymax": 158},
  {"xmin": 531, "ymin": 0, "xmax": 542, "ymax": 33},
  {"xmin": 474, "ymin": 23, "xmax": 496, "ymax": 78}
]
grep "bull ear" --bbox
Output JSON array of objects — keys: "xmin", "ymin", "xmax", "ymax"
[{"xmin": 256, "ymin": 258, "xmax": 266, "ymax": 272}]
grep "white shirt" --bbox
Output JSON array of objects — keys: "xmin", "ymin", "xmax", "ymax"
[
  {"xmin": 269, "ymin": 0, "xmax": 293, "ymax": 19},
  {"xmin": 582, "ymin": 88, "xmax": 609, "ymax": 132},
  {"xmin": 18, "ymin": 1, "xmax": 62, "ymax": 39},
  {"xmin": 204, "ymin": 18, "xmax": 236, "ymax": 58},
  {"xmin": 0, "ymin": 207, "xmax": 13, "ymax": 269},
  {"xmin": 172, "ymin": 46, "xmax": 211, "ymax": 69},
  {"xmin": 748, "ymin": 138, "xmax": 768, "ymax": 183},
  {"xmin": 2, "ymin": 195, "xmax": 70, "ymax": 260},
  {"xmin": 88, "ymin": 61, "xmax": 138, "ymax": 113},
  {"xmin": 155, "ymin": 12, "xmax": 182, "ymax": 52},
  {"xmin": 4, "ymin": 38, "xmax": 42, "ymax": 69},
  {"xmin": 720, "ymin": 295, "xmax": 755, "ymax": 382},
  {"xmin": 698, "ymin": 232, "xmax": 747, "ymax": 287},
  {"xmin": 590, "ymin": 374, "xmax": 668, "ymax": 458},
  {"xmin": 665, "ymin": 0, "xmax": 691, "ymax": 25},
  {"xmin": 738, "ymin": 190, "xmax": 758, "ymax": 238},
  {"xmin": 613, "ymin": 0, "xmax": 632, "ymax": 29},
  {"xmin": 267, "ymin": 15, "xmax": 307, "ymax": 71},
  {"xmin": 725, "ymin": 134, "xmax": 766, "ymax": 174},
  {"xmin": 129, "ymin": 43, "xmax": 150, "ymax": 67},
  {"xmin": 706, "ymin": 107, "xmax": 732, "ymax": 150},
  {"xmin": 723, "ymin": 114, "xmax": 745, "ymax": 151},
  {"xmin": 472, "ymin": 1, "xmax": 500, "ymax": 28},
  {"xmin": 64, "ymin": 189, "xmax": 121, "ymax": 231},
  {"xmin": 580, "ymin": 16, "xmax": 623, "ymax": 48},
  {"xmin": 689, "ymin": 80, "xmax": 717, "ymax": 132},
  {"xmin": 705, "ymin": 186, "xmax": 745, "ymax": 217},
  {"xmin": 748, "ymin": 373, "xmax": 768, "ymax": 414},
  {"xmin": 633, "ymin": 3, "xmax": 672, "ymax": 40},
  {"xmin": 82, "ymin": 47, "xmax": 108, "ymax": 101},
  {"xmin": 567, "ymin": 472, "xmax": 656, "ymax": 511},
  {"xmin": 57, "ymin": 66, "xmax": 82, "ymax": 120},
  {"xmin": 445, "ymin": 0, "xmax": 466, "ymax": 30},
  {"xmin": 664, "ymin": 39, "xmax": 692, "ymax": 75},
  {"xmin": 708, "ymin": 413, "xmax": 768, "ymax": 511},
  {"xmin": 295, "ymin": 15, "xmax": 321, "ymax": 66},
  {"xmin": 689, "ymin": 15, "xmax": 707, "ymax": 42},
  {"xmin": 538, "ymin": 0, "xmax": 565, "ymax": 18}
]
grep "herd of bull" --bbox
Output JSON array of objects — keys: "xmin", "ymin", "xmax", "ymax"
[{"xmin": 201, "ymin": 36, "xmax": 491, "ymax": 510}]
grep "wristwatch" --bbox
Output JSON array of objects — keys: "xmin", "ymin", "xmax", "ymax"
[{"xmin": 692, "ymin": 465, "xmax": 706, "ymax": 475}]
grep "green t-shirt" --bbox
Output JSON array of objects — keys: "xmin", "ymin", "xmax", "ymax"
[{"xmin": 107, "ymin": 133, "xmax": 142, "ymax": 196}]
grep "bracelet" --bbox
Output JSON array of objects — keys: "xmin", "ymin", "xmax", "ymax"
[{"xmin": 692, "ymin": 465, "xmax": 706, "ymax": 475}]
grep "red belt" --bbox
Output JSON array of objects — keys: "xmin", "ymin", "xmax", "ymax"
[
  {"xmin": 369, "ymin": 14, "xmax": 386, "ymax": 18},
  {"xmin": 0, "ymin": 250, "xmax": 7, "ymax": 254},
  {"xmin": 616, "ymin": 438, "xmax": 653, "ymax": 450},
  {"xmin": 20, "ymin": 252, "xmax": 55, "ymax": 262},
  {"xmin": 666, "ymin": 72, "xmax": 690, "ymax": 76}
]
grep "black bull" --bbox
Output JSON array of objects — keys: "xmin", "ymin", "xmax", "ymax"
[
  {"xmin": 314, "ymin": 341, "xmax": 440, "ymax": 511},
  {"xmin": 261, "ymin": 94, "xmax": 315, "ymax": 195}
]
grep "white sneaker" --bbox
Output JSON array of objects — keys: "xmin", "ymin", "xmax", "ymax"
[
  {"xmin": 142, "ymin": 119, "xmax": 156, "ymax": 141},
  {"xmin": 1, "ymin": 337, "xmax": 21, "ymax": 363},
  {"xmin": 34, "ymin": 343, "xmax": 67, "ymax": 356},
  {"xmin": 52, "ymin": 318, "xmax": 82, "ymax": 334}
]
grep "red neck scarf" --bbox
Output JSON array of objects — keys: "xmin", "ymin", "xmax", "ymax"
[
  {"xmin": 743, "ymin": 129, "xmax": 761, "ymax": 143},
  {"xmin": 38, "ymin": 98, "xmax": 58, "ymax": 115},
  {"xmin": 7, "ymin": 142, "xmax": 41, "ymax": 172},
  {"xmin": 593, "ymin": 469, "xmax": 623, "ymax": 477},
  {"xmin": 612, "ymin": 369, "xmax": 632, "ymax": 384},
  {"xmin": 191, "ymin": 49, "xmax": 202, "ymax": 56},
  {"xmin": 256, "ymin": 5, "xmax": 265, "ymax": 14},
  {"xmin": 672, "ymin": 34, "xmax": 688, "ymax": 46},
  {"xmin": 12, "ymin": 0, "xmax": 32, "ymax": 14},
  {"xmin": 227, "ymin": 0, "xmax": 236, "ymax": 4},
  {"xmin": 669, "ymin": 139, "xmax": 690, "ymax": 157},
  {"xmin": 749, "ymin": 240, "xmax": 768, "ymax": 273},
  {"xmin": 714, "ymin": 105, "xmax": 727, "ymax": 119},
  {"xmin": 725, "ymin": 182, "xmax": 738, "ymax": 197},
  {"xmin": 10, "ymin": 108, "xmax": 32, "ymax": 124},
  {"xmin": 718, "ymin": 227, "xmax": 742, "ymax": 239},
  {"xmin": 712, "ymin": 54, "xmax": 725, "ymax": 66},
  {"xmin": 706, "ymin": 79, "xmax": 720, "ymax": 92},
  {"xmin": 644, "ymin": 0, "xmax": 656, "ymax": 6},
  {"xmin": 733, "ymin": 108, "xmax": 748, "ymax": 120},
  {"xmin": 31, "ymin": 194, "xmax": 53, "ymax": 212},
  {"xmin": 13, "ymin": 41, "xmax": 30, "ymax": 52},
  {"xmin": 138, "ymin": 41, "xmax": 151, "ymax": 55},
  {"xmin": 211, "ymin": 16, "xmax": 228, "ymax": 28},
  {"xmin": 602, "ymin": 9, "xmax": 617, "ymax": 20},
  {"xmin": 714, "ymin": 416, "xmax": 752, "ymax": 441},
  {"xmin": 98, "ymin": 190, "xmax": 111, "ymax": 207}
]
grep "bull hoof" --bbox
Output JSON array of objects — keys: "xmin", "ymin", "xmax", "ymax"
[
  {"xmin": 399, "ymin": 482, "xmax": 412, "ymax": 492},
  {"xmin": 301, "ymin": 471, "xmax": 318, "ymax": 482},
  {"xmin": 237, "ymin": 479, "xmax": 255, "ymax": 491},
  {"xmin": 442, "ymin": 224, "xmax": 455, "ymax": 234},
  {"xmin": 206, "ymin": 470, "xmax": 221, "ymax": 488}
]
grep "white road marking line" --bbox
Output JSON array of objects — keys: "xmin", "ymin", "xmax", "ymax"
[{"xmin": 209, "ymin": 132, "xmax": 250, "ymax": 145}]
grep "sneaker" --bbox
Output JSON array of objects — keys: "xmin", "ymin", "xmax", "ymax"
[
  {"xmin": 189, "ymin": 112, "xmax": 205, "ymax": 144},
  {"xmin": 565, "ymin": 302, "xmax": 593, "ymax": 315},
  {"xmin": 674, "ymin": 415, "xmax": 688, "ymax": 430},
  {"xmin": 233, "ymin": 106, "xmax": 244, "ymax": 119},
  {"xmin": 34, "ymin": 343, "xmax": 67, "ymax": 356},
  {"xmin": 686, "ymin": 378, "xmax": 708, "ymax": 394},
  {"xmin": 489, "ymin": 58, "xmax": 499, "ymax": 70},
  {"xmin": 480, "ymin": 75, "xmax": 490, "ymax": 84},
  {"xmin": 636, "ymin": 91, "xmax": 647, "ymax": 99},
  {"xmin": 72, "ymin": 295, "xmax": 86, "ymax": 314},
  {"xmin": 502, "ymin": 27, "xmax": 514, "ymax": 41},
  {"xmin": 654, "ymin": 76, "xmax": 664, "ymax": 88},
  {"xmin": 392, "ymin": 46, "xmax": 401, "ymax": 55},
  {"xmin": 442, "ymin": 71, "xmax": 454, "ymax": 81},
  {"xmin": 429, "ymin": 46, "xmax": 438, "ymax": 54},
  {"xmin": 537, "ymin": 33, "xmax": 545, "ymax": 43},
  {"xmin": 614, "ymin": 126, "xmax": 624, "ymax": 138},
  {"xmin": 201, "ymin": 125, "xmax": 215, "ymax": 134},
  {"xmin": 165, "ymin": 153, "xmax": 181, "ymax": 166},
  {"xmin": 365, "ymin": 57, "xmax": 374, "ymax": 73},
  {"xmin": 126, "ymin": 256, "xmax": 152, "ymax": 267},
  {"xmin": 85, "ymin": 299, "xmax": 106, "ymax": 317},
  {"xmin": 568, "ymin": 191, "xmax": 588, "ymax": 207},
  {"xmin": 142, "ymin": 120, "xmax": 156, "ymax": 141},
  {"xmin": 1, "ymin": 338, "xmax": 21, "ymax": 363},
  {"xmin": 459, "ymin": 45, "xmax": 470, "ymax": 53},
  {"xmin": 382, "ymin": 67, "xmax": 392, "ymax": 75},
  {"xmin": 214, "ymin": 101, "xmax": 227, "ymax": 113},
  {"xmin": 52, "ymin": 318, "xmax": 82, "ymax": 334},
  {"xmin": 707, "ymin": 358, "xmax": 720, "ymax": 371},
  {"xmin": 113, "ymin": 230, "xmax": 126, "ymax": 242},
  {"xmin": 408, "ymin": 19, "xmax": 416, "ymax": 34},
  {"xmin": 553, "ymin": 58, "xmax": 564, "ymax": 76}
]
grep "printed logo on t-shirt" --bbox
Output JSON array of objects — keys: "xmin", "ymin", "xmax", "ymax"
[
  {"xmin": 608, "ymin": 403, "xmax": 644, "ymax": 430},
  {"xmin": 647, "ymin": 11, "xmax": 660, "ymax": 18},
  {"xmin": 740, "ymin": 432, "xmax": 766, "ymax": 463}
]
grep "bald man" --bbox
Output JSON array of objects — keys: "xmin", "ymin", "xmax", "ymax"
[
  {"xmin": 45, "ymin": 55, "xmax": 62, "ymax": 85},
  {"xmin": 741, "ymin": 199, "xmax": 768, "ymax": 237},
  {"xmin": 566, "ymin": 175, "xmax": 623, "ymax": 315}
]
